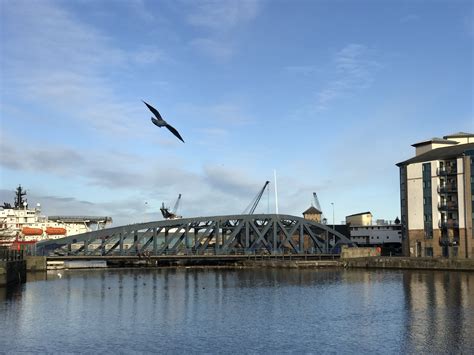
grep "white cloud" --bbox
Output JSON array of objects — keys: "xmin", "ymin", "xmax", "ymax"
[
  {"xmin": 0, "ymin": 133, "xmax": 320, "ymax": 224},
  {"xmin": 1, "ymin": 0, "xmax": 163, "ymax": 136}
]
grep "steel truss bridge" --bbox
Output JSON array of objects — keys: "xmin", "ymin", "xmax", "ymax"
[{"xmin": 36, "ymin": 214, "xmax": 356, "ymax": 257}]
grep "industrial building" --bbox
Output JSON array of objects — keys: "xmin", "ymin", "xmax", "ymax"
[
  {"xmin": 345, "ymin": 212, "xmax": 402, "ymax": 255},
  {"xmin": 396, "ymin": 132, "xmax": 474, "ymax": 258}
]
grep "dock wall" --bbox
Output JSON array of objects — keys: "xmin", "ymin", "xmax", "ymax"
[
  {"xmin": 239, "ymin": 260, "xmax": 341, "ymax": 268},
  {"xmin": 26, "ymin": 256, "xmax": 47, "ymax": 271},
  {"xmin": 342, "ymin": 257, "xmax": 474, "ymax": 271},
  {"xmin": 0, "ymin": 260, "xmax": 26, "ymax": 287}
]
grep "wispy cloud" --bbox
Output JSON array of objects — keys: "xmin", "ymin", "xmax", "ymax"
[
  {"xmin": 464, "ymin": 13, "xmax": 474, "ymax": 37},
  {"xmin": 284, "ymin": 65, "xmax": 320, "ymax": 76},
  {"xmin": 127, "ymin": 0, "xmax": 155, "ymax": 22},
  {"xmin": 178, "ymin": 102, "xmax": 253, "ymax": 126},
  {"xmin": 131, "ymin": 46, "xmax": 165, "ymax": 65},
  {"xmin": 184, "ymin": 0, "xmax": 262, "ymax": 60},
  {"xmin": 185, "ymin": 0, "xmax": 260, "ymax": 31},
  {"xmin": 314, "ymin": 44, "xmax": 381, "ymax": 111}
]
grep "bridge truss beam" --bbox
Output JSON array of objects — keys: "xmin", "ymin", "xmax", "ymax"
[{"xmin": 36, "ymin": 214, "xmax": 356, "ymax": 257}]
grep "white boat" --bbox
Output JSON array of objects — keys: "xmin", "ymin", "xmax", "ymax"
[{"xmin": 0, "ymin": 185, "xmax": 112, "ymax": 249}]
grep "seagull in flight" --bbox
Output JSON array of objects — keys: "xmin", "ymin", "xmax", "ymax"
[{"xmin": 143, "ymin": 100, "xmax": 185, "ymax": 143}]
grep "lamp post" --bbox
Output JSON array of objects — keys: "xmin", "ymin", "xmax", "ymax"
[
  {"xmin": 331, "ymin": 202, "xmax": 335, "ymax": 249},
  {"xmin": 144, "ymin": 201, "xmax": 148, "ymax": 223}
]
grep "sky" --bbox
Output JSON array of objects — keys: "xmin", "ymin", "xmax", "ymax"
[{"xmin": 0, "ymin": 0, "xmax": 473, "ymax": 226}]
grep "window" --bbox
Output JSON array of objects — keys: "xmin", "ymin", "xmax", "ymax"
[{"xmin": 425, "ymin": 247, "xmax": 433, "ymax": 257}]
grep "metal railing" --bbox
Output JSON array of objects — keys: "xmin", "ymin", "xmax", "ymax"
[
  {"xmin": 438, "ymin": 219, "xmax": 459, "ymax": 229},
  {"xmin": 0, "ymin": 249, "xmax": 24, "ymax": 261},
  {"xmin": 438, "ymin": 201, "xmax": 458, "ymax": 211},
  {"xmin": 436, "ymin": 167, "xmax": 457, "ymax": 176},
  {"xmin": 437, "ymin": 184, "xmax": 457, "ymax": 194}
]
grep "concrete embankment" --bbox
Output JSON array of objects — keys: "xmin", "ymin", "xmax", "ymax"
[
  {"xmin": 30, "ymin": 254, "xmax": 473, "ymax": 271},
  {"xmin": 26, "ymin": 256, "xmax": 47, "ymax": 271},
  {"xmin": 342, "ymin": 257, "xmax": 474, "ymax": 271}
]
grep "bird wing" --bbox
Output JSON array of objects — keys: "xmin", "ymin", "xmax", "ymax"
[
  {"xmin": 142, "ymin": 100, "xmax": 163, "ymax": 120},
  {"xmin": 165, "ymin": 124, "xmax": 185, "ymax": 143}
]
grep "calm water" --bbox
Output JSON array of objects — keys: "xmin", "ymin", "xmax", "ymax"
[{"xmin": 1, "ymin": 268, "xmax": 473, "ymax": 354}]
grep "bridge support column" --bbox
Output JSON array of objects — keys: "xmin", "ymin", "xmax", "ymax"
[
  {"xmin": 299, "ymin": 224, "xmax": 304, "ymax": 254},
  {"xmin": 245, "ymin": 221, "xmax": 250, "ymax": 253},
  {"xmin": 214, "ymin": 221, "xmax": 220, "ymax": 255},
  {"xmin": 134, "ymin": 230, "xmax": 138, "ymax": 255},
  {"xmin": 273, "ymin": 220, "xmax": 278, "ymax": 254},
  {"xmin": 184, "ymin": 224, "xmax": 189, "ymax": 253},
  {"xmin": 84, "ymin": 239, "xmax": 89, "ymax": 255},
  {"xmin": 153, "ymin": 228, "xmax": 157, "ymax": 255}
]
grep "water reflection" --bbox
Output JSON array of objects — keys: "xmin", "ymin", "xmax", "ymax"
[
  {"xmin": 0, "ymin": 268, "xmax": 473, "ymax": 353},
  {"xmin": 402, "ymin": 271, "xmax": 473, "ymax": 353}
]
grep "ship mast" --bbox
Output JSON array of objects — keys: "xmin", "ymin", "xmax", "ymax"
[{"xmin": 14, "ymin": 185, "xmax": 27, "ymax": 209}]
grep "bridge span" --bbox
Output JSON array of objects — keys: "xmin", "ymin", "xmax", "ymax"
[{"xmin": 36, "ymin": 214, "xmax": 356, "ymax": 257}]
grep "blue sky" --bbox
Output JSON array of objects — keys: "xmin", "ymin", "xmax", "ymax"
[{"xmin": 1, "ymin": 0, "xmax": 473, "ymax": 226}]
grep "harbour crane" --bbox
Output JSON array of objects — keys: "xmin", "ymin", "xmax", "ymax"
[
  {"xmin": 312, "ymin": 192, "xmax": 322, "ymax": 213},
  {"xmin": 242, "ymin": 181, "xmax": 270, "ymax": 215},
  {"xmin": 160, "ymin": 194, "xmax": 182, "ymax": 219}
]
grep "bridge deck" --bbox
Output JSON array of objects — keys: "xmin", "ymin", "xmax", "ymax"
[{"xmin": 46, "ymin": 254, "xmax": 340, "ymax": 261}]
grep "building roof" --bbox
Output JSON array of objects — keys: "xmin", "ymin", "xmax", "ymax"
[
  {"xmin": 346, "ymin": 211, "xmax": 372, "ymax": 217},
  {"xmin": 411, "ymin": 137, "xmax": 458, "ymax": 147},
  {"xmin": 443, "ymin": 132, "xmax": 474, "ymax": 139},
  {"xmin": 397, "ymin": 142, "xmax": 474, "ymax": 166},
  {"xmin": 303, "ymin": 206, "xmax": 322, "ymax": 214}
]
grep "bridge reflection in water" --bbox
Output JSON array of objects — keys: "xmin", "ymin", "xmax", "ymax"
[{"xmin": 36, "ymin": 214, "xmax": 356, "ymax": 256}]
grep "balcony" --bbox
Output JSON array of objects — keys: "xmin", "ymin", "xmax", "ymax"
[
  {"xmin": 437, "ymin": 201, "xmax": 458, "ymax": 211},
  {"xmin": 437, "ymin": 184, "xmax": 457, "ymax": 194},
  {"xmin": 438, "ymin": 219, "xmax": 459, "ymax": 229},
  {"xmin": 437, "ymin": 167, "xmax": 457, "ymax": 176}
]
